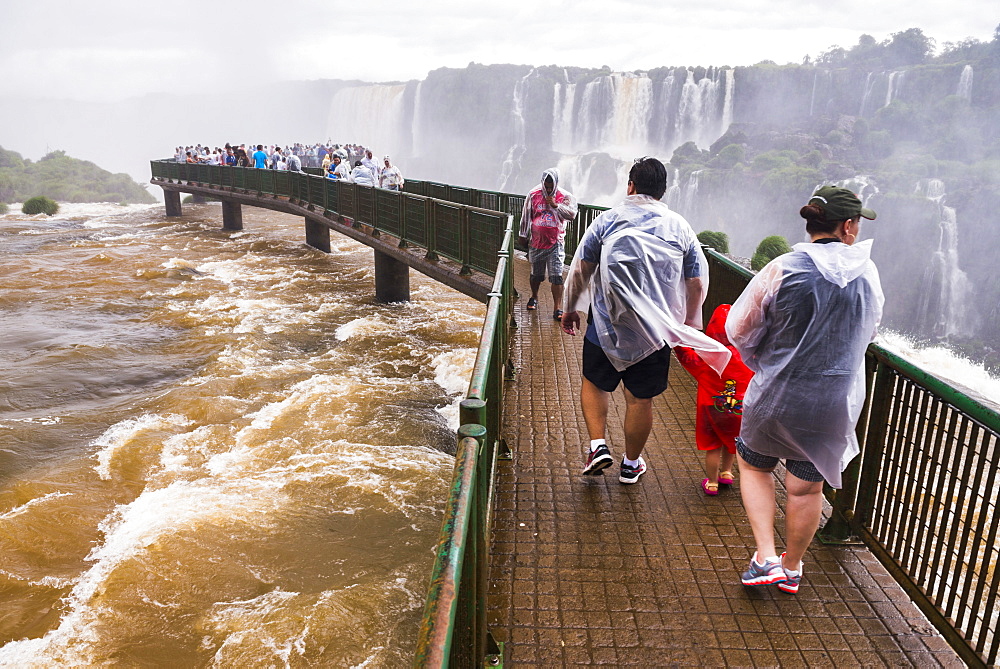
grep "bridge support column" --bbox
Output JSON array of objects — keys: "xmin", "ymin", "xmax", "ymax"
[
  {"xmin": 305, "ymin": 218, "xmax": 331, "ymax": 252},
  {"xmin": 221, "ymin": 201, "xmax": 243, "ymax": 231},
  {"xmin": 374, "ymin": 250, "xmax": 410, "ymax": 303},
  {"xmin": 164, "ymin": 190, "xmax": 182, "ymax": 217}
]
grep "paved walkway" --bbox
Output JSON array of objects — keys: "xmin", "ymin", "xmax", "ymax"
[{"xmin": 485, "ymin": 259, "xmax": 961, "ymax": 667}]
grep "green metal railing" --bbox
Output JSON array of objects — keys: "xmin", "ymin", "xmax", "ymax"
[
  {"xmin": 415, "ymin": 230, "xmax": 515, "ymax": 668},
  {"xmin": 701, "ymin": 247, "xmax": 1000, "ymax": 669},
  {"xmin": 150, "ymin": 161, "xmax": 507, "ymax": 276}
]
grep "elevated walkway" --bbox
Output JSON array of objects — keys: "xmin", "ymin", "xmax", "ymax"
[{"xmin": 486, "ymin": 256, "xmax": 962, "ymax": 666}]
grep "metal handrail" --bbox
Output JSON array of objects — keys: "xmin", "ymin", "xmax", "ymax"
[{"xmin": 414, "ymin": 222, "xmax": 514, "ymax": 668}]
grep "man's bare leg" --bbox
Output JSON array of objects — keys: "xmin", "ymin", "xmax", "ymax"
[
  {"xmin": 550, "ymin": 282, "xmax": 564, "ymax": 313},
  {"xmin": 622, "ymin": 387, "xmax": 652, "ymax": 461},
  {"xmin": 581, "ymin": 377, "xmax": 609, "ymax": 441}
]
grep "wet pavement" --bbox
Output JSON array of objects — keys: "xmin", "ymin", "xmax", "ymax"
[{"xmin": 485, "ymin": 261, "xmax": 962, "ymax": 667}]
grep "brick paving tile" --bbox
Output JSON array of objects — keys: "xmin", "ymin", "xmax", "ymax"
[{"xmin": 485, "ymin": 259, "xmax": 963, "ymax": 666}]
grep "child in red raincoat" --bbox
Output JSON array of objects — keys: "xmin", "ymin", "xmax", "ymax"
[{"xmin": 675, "ymin": 304, "xmax": 753, "ymax": 496}]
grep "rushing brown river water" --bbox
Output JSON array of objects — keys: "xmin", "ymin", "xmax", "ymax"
[{"xmin": 0, "ymin": 203, "xmax": 484, "ymax": 666}]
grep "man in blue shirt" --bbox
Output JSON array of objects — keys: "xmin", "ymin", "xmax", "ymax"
[
  {"xmin": 561, "ymin": 157, "xmax": 727, "ymax": 484},
  {"xmin": 252, "ymin": 145, "xmax": 268, "ymax": 169}
]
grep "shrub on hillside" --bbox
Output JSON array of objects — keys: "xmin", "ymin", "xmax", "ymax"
[
  {"xmin": 22, "ymin": 196, "xmax": 59, "ymax": 216},
  {"xmin": 751, "ymin": 235, "xmax": 792, "ymax": 271},
  {"xmin": 697, "ymin": 230, "xmax": 730, "ymax": 253},
  {"xmin": 0, "ymin": 202, "xmax": 8, "ymax": 215}
]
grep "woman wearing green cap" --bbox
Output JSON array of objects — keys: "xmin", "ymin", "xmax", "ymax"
[{"xmin": 725, "ymin": 185, "xmax": 884, "ymax": 594}]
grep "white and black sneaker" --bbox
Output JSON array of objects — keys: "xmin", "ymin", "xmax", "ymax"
[
  {"xmin": 618, "ymin": 456, "xmax": 647, "ymax": 484},
  {"xmin": 582, "ymin": 444, "xmax": 613, "ymax": 475}
]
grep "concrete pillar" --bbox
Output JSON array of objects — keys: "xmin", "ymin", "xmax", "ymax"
[
  {"xmin": 374, "ymin": 250, "xmax": 410, "ymax": 303},
  {"xmin": 305, "ymin": 218, "xmax": 331, "ymax": 252},
  {"xmin": 163, "ymin": 189, "xmax": 182, "ymax": 217},
  {"xmin": 221, "ymin": 200, "xmax": 243, "ymax": 231}
]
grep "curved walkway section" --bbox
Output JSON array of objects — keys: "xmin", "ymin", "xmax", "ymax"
[{"xmin": 486, "ymin": 257, "xmax": 961, "ymax": 667}]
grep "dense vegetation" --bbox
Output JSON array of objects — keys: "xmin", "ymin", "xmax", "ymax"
[
  {"xmin": 696, "ymin": 230, "xmax": 729, "ymax": 253},
  {"xmin": 21, "ymin": 196, "xmax": 59, "ymax": 215},
  {"xmin": 0, "ymin": 146, "xmax": 156, "ymax": 204}
]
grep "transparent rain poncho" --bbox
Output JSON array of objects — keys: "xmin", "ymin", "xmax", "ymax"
[
  {"xmin": 726, "ymin": 240, "xmax": 884, "ymax": 488},
  {"xmin": 564, "ymin": 195, "xmax": 731, "ymax": 375}
]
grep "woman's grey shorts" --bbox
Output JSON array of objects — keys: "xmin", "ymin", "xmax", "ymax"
[
  {"xmin": 736, "ymin": 437, "xmax": 825, "ymax": 483},
  {"xmin": 528, "ymin": 243, "xmax": 565, "ymax": 284}
]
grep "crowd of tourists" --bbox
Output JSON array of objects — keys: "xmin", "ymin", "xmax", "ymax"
[
  {"xmin": 523, "ymin": 159, "xmax": 882, "ymax": 596},
  {"xmin": 172, "ymin": 142, "xmax": 404, "ymax": 190}
]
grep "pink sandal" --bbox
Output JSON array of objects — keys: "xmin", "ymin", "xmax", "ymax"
[
  {"xmin": 701, "ymin": 478, "xmax": 719, "ymax": 496},
  {"xmin": 718, "ymin": 470, "xmax": 735, "ymax": 486}
]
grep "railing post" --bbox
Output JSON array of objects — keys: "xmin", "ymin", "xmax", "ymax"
[
  {"xmin": 854, "ymin": 358, "xmax": 895, "ymax": 530},
  {"xmin": 820, "ymin": 352, "xmax": 877, "ymax": 544},
  {"xmin": 425, "ymin": 198, "xmax": 439, "ymax": 261}
]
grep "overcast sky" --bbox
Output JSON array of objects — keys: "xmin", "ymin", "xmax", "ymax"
[{"xmin": 1, "ymin": 0, "xmax": 996, "ymax": 102}]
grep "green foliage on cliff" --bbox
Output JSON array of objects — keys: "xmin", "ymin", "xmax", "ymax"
[
  {"xmin": 697, "ymin": 230, "xmax": 729, "ymax": 253},
  {"xmin": 0, "ymin": 202, "xmax": 8, "ymax": 214},
  {"xmin": 751, "ymin": 236, "xmax": 793, "ymax": 271},
  {"xmin": 22, "ymin": 196, "xmax": 59, "ymax": 216},
  {"xmin": 0, "ymin": 146, "xmax": 155, "ymax": 204}
]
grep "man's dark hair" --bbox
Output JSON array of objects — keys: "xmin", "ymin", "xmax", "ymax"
[
  {"xmin": 257, "ymin": 144, "xmax": 263, "ymax": 150},
  {"xmin": 628, "ymin": 157, "xmax": 667, "ymax": 200}
]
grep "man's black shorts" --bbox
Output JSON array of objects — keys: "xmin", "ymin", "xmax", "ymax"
[{"xmin": 582, "ymin": 337, "xmax": 670, "ymax": 399}]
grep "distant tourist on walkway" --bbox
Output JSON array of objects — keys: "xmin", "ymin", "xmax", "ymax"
[
  {"xmin": 561, "ymin": 157, "xmax": 729, "ymax": 484},
  {"xmin": 727, "ymin": 186, "xmax": 883, "ymax": 594},
  {"xmin": 327, "ymin": 154, "xmax": 350, "ymax": 181},
  {"xmin": 518, "ymin": 169, "xmax": 578, "ymax": 320},
  {"xmin": 379, "ymin": 156, "xmax": 404, "ymax": 191},
  {"xmin": 674, "ymin": 304, "xmax": 752, "ymax": 496},
  {"xmin": 361, "ymin": 150, "xmax": 379, "ymax": 181},
  {"xmin": 285, "ymin": 149, "xmax": 303, "ymax": 173},
  {"xmin": 252, "ymin": 145, "xmax": 268, "ymax": 169},
  {"xmin": 351, "ymin": 160, "xmax": 376, "ymax": 186}
]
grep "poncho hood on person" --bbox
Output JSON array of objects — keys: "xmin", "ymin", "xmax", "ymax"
[
  {"xmin": 518, "ymin": 168, "xmax": 578, "ymax": 249},
  {"xmin": 565, "ymin": 195, "xmax": 730, "ymax": 375},
  {"xmin": 726, "ymin": 239, "xmax": 884, "ymax": 488}
]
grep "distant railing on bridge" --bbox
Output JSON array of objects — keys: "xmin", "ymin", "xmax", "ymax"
[{"xmin": 150, "ymin": 161, "xmax": 508, "ymax": 277}]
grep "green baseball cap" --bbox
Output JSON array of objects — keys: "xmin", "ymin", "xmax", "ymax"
[{"xmin": 808, "ymin": 186, "xmax": 877, "ymax": 221}]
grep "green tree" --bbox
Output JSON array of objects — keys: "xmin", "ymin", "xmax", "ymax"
[
  {"xmin": 697, "ymin": 230, "xmax": 730, "ymax": 253},
  {"xmin": 22, "ymin": 196, "xmax": 59, "ymax": 215},
  {"xmin": 751, "ymin": 235, "xmax": 792, "ymax": 271}
]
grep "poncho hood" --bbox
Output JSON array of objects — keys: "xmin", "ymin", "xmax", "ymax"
[{"xmin": 793, "ymin": 239, "xmax": 874, "ymax": 288}]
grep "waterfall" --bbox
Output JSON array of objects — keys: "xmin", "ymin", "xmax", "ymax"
[
  {"xmin": 673, "ymin": 68, "xmax": 732, "ymax": 153},
  {"xmin": 681, "ymin": 170, "xmax": 702, "ymax": 217},
  {"xmin": 884, "ymin": 71, "xmax": 903, "ymax": 107},
  {"xmin": 721, "ymin": 68, "xmax": 735, "ymax": 135},
  {"xmin": 327, "ymin": 84, "xmax": 407, "ymax": 154},
  {"xmin": 809, "ymin": 71, "xmax": 818, "ymax": 117},
  {"xmin": 663, "ymin": 168, "xmax": 682, "ymax": 210},
  {"xmin": 552, "ymin": 79, "xmax": 577, "ymax": 154},
  {"xmin": 858, "ymin": 72, "xmax": 878, "ymax": 115},
  {"xmin": 957, "ymin": 65, "xmax": 973, "ymax": 101},
  {"xmin": 607, "ymin": 73, "xmax": 654, "ymax": 153},
  {"xmin": 915, "ymin": 179, "xmax": 974, "ymax": 339},
  {"xmin": 498, "ymin": 69, "xmax": 534, "ymax": 191},
  {"xmin": 411, "ymin": 81, "xmax": 425, "ymax": 158}
]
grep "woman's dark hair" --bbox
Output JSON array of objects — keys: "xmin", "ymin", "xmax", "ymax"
[
  {"xmin": 799, "ymin": 204, "xmax": 840, "ymax": 236},
  {"xmin": 628, "ymin": 157, "xmax": 667, "ymax": 200}
]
